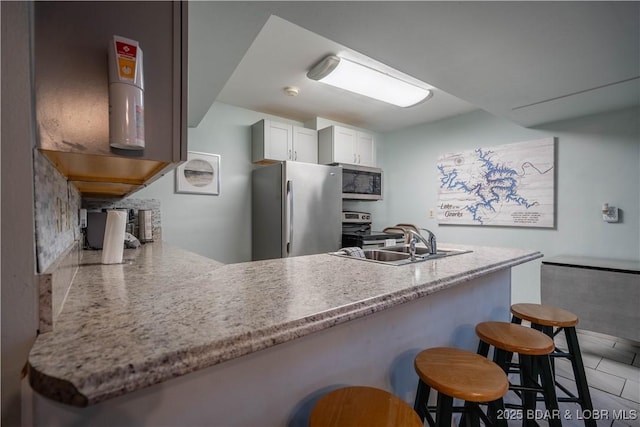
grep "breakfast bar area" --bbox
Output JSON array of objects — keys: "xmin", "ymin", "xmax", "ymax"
[{"xmin": 27, "ymin": 242, "xmax": 541, "ymax": 426}]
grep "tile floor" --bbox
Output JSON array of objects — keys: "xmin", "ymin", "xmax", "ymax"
[{"xmin": 504, "ymin": 329, "xmax": 640, "ymax": 427}]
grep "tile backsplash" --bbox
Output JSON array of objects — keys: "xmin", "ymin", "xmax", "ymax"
[
  {"xmin": 33, "ymin": 150, "xmax": 81, "ymax": 273},
  {"xmin": 33, "ymin": 148, "xmax": 163, "ymax": 266},
  {"xmin": 82, "ymin": 198, "xmax": 162, "ymax": 243}
]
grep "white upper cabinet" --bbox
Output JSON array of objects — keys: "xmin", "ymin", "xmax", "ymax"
[
  {"xmin": 318, "ymin": 125, "xmax": 376, "ymax": 167},
  {"xmin": 252, "ymin": 120, "xmax": 292, "ymax": 163},
  {"xmin": 252, "ymin": 120, "xmax": 318, "ymax": 164},
  {"xmin": 292, "ymin": 126, "xmax": 318, "ymax": 163},
  {"xmin": 355, "ymin": 131, "xmax": 376, "ymax": 167}
]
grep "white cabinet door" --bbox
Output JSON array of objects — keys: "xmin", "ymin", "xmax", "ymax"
[
  {"xmin": 266, "ymin": 121, "xmax": 293, "ymax": 161},
  {"xmin": 318, "ymin": 126, "xmax": 356, "ymax": 164},
  {"xmin": 318, "ymin": 125, "xmax": 376, "ymax": 166},
  {"xmin": 292, "ymin": 126, "xmax": 318, "ymax": 163},
  {"xmin": 355, "ymin": 132, "xmax": 375, "ymax": 167},
  {"xmin": 333, "ymin": 126, "xmax": 357, "ymax": 164},
  {"xmin": 252, "ymin": 119, "xmax": 293, "ymax": 163}
]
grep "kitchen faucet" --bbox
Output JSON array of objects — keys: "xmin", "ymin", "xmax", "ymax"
[{"xmin": 405, "ymin": 228, "xmax": 437, "ymax": 261}]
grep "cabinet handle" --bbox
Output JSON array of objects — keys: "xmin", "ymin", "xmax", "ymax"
[
  {"xmin": 294, "ymin": 151, "xmax": 297, "ymax": 161},
  {"xmin": 358, "ymin": 154, "xmax": 361, "ymax": 164},
  {"xmin": 288, "ymin": 149, "xmax": 292, "ymax": 160}
]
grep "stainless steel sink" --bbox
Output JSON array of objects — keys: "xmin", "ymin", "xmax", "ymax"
[
  {"xmin": 364, "ymin": 250, "xmax": 411, "ymax": 262},
  {"xmin": 330, "ymin": 246, "xmax": 471, "ymax": 266},
  {"xmin": 383, "ymin": 245, "xmax": 432, "ymax": 255}
]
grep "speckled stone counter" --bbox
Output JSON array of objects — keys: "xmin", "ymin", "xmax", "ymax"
[{"xmin": 28, "ymin": 242, "xmax": 541, "ymax": 409}]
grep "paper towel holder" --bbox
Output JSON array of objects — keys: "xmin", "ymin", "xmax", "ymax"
[{"xmin": 102, "ymin": 210, "xmax": 127, "ymax": 264}]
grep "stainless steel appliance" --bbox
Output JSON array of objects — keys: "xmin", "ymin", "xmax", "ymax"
[
  {"xmin": 341, "ymin": 211, "xmax": 405, "ymax": 249},
  {"xmin": 252, "ymin": 162, "xmax": 342, "ymax": 260},
  {"xmin": 86, "ymin": 211, "xmax": 108, "ymax": 249},
  {"xmin": 339, "ymin": 164, "xmax": 383, "ymax": 200},
  {"xmin": 342, "ymin": 211, "xmax": 371, "ymax": 223}
]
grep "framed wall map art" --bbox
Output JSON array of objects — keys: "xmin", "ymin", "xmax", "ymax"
[
  {"xmin": 437, "ymin": 137, "xmax": 555, "ymax": 228},
  {"xmin": 176, "ymin": 151, "xmax": 221, "ymax": 195}
]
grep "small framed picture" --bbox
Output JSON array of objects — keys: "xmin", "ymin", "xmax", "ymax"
[{"xmin": 175, "ymin": 151, "xmax": 220, "ymax": 195}]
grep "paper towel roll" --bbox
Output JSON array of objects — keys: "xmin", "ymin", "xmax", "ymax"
[{"xmin": 101, "ymin": 210, "xmax": 127, "ymax": 264}]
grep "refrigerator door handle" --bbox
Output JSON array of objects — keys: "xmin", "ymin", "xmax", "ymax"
[{"xmin": 286, "ymin": 180, "xmax": 294, "ymax": 255}]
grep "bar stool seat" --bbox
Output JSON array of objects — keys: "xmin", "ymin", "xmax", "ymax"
[
  {"xmin": 309, "ymin": 386, "xmax": 422, "ymax": 427},
  {"xmin": 511, "ymin": 303, "xmax": 595, "ymax": 427},
  {"xmin": 512, "ymin": 303, "xmax": 578, "ymax": 328},
  {"xmin": 476, "ymin": 321, "xmax": 555, "ymax": 356},
  {"xmin": 414, "ymin": 347, "xmax": 509, "ymax": 427},
  {"xmin": 476, "ymin": 321, "xmax": 561, "ymax": 427}
]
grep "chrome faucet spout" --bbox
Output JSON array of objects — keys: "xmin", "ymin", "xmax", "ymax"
[
  {"xmin": 420, "ymin": 228, "xmax": 437, "ymax": 254},
  {"xmin": 405, "ymin": 228, "xmax": 437, "ymax": 255}
]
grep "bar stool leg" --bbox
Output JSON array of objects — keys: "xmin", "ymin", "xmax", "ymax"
[
  {"xmin": 461, "ymin": 401, "xmax": 481, "ymax": 427},
  {"xmin": 478, "ymin": 340, "xmax": 490, "ymax": 358},
  {"xmin": 537, "ymin": 354, "xmax": 562, "ymax": 427},
  {"xmin": 537, "ymin": 324, "xmax": 556, "ymax": 375},
  {"xmin": 487, "ymin": 398, "xmax": 508, "ymax": 427},
  {"xmin": 494, "ymin": 347, "xmax": 512, "ymax": 377},
  {"xmin": 436, "ymin": 393, "xmax": 454, "ymax": 427},
  {"xmin": 565, "ymin": 327, "xmax": 596, "ymax": 427},
  {"xmin": 519, "ymin": 354, "xmax": 538, "ymax": 427},
  {"xmin": 414, "ymin": 379, "xmax": 431, "ymax": 423}
]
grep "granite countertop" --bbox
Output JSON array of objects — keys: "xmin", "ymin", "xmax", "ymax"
[
  {"xmin": 28, "ymin": 242, "xmax": 542, "ymax": 407},
  {"xmin": 542, "ymin": 255, "xmax": 640, "ymax": 274}
]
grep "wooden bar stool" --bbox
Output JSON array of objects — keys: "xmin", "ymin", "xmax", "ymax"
[
  {"xmin": 475, "ymin": 322, "xmax": 561, "ymax": 427},
  {"xmin": 511, "ymin": 303, "xmax": 595, "ymax": 427},
  {"xmin": 309, "ymin": 386, "xmax": 422, "ymax": 427},
  {"xmin": 413, "ymin": 347, "xmax": 509, "ymax": 427}
]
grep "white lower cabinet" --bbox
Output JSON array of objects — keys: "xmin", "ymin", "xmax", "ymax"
[
  {"xmin": 318, "ymin": 125, "xmax": 376, "ymax": 167},
  {"xmin": 252, "ymin": 119, "xmax": 318, "ymax": 164}
]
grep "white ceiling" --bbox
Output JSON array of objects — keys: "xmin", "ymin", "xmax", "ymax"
[
  {"xmin": 215, "ymin": 16, "xmax": 477, "ymax": 132},
  {"xmin": 188, "ymin": 2, "xmax": 639, "ymax": 131}
]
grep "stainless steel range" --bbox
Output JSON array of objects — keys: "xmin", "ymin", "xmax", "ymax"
[{"xmin": 341, "ymin": 211, "xmax": 405, "ymax": 249}]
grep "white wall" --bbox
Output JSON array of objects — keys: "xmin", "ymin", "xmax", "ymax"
[
  {"xmin": 1, "ymin": 3, "xmax": 39, "ymax": 425},
  {"xmin": 377, "ymin": 107, "xmax": 640, "ymax": 303},
  {"xmin": 134, "ymin": 102, "xmax": 305, "ymax": 263}
]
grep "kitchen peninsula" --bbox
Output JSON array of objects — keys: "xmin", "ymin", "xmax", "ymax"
[{"xmin": 28, "ymin": 242, "xmax": 541, "ymax": 426}]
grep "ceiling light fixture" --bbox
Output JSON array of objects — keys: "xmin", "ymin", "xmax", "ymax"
[{"xmin": 307, "ymin": 55, "xmax": 432, "ymax": 108}]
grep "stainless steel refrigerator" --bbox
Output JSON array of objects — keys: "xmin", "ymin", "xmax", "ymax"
[{"xmin": 252, "ymin": 162, "xmax": 342, "ymax": 260}]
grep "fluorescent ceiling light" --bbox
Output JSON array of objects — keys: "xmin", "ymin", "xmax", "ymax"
[{"xmin": 307, "ymin": 55, "xmax": 432, "ymax": 108}]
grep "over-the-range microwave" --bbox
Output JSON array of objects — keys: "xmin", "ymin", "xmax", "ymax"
[{"xmin": 338, "ymin": 164, "xmax": 383, "ymax": 200}]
